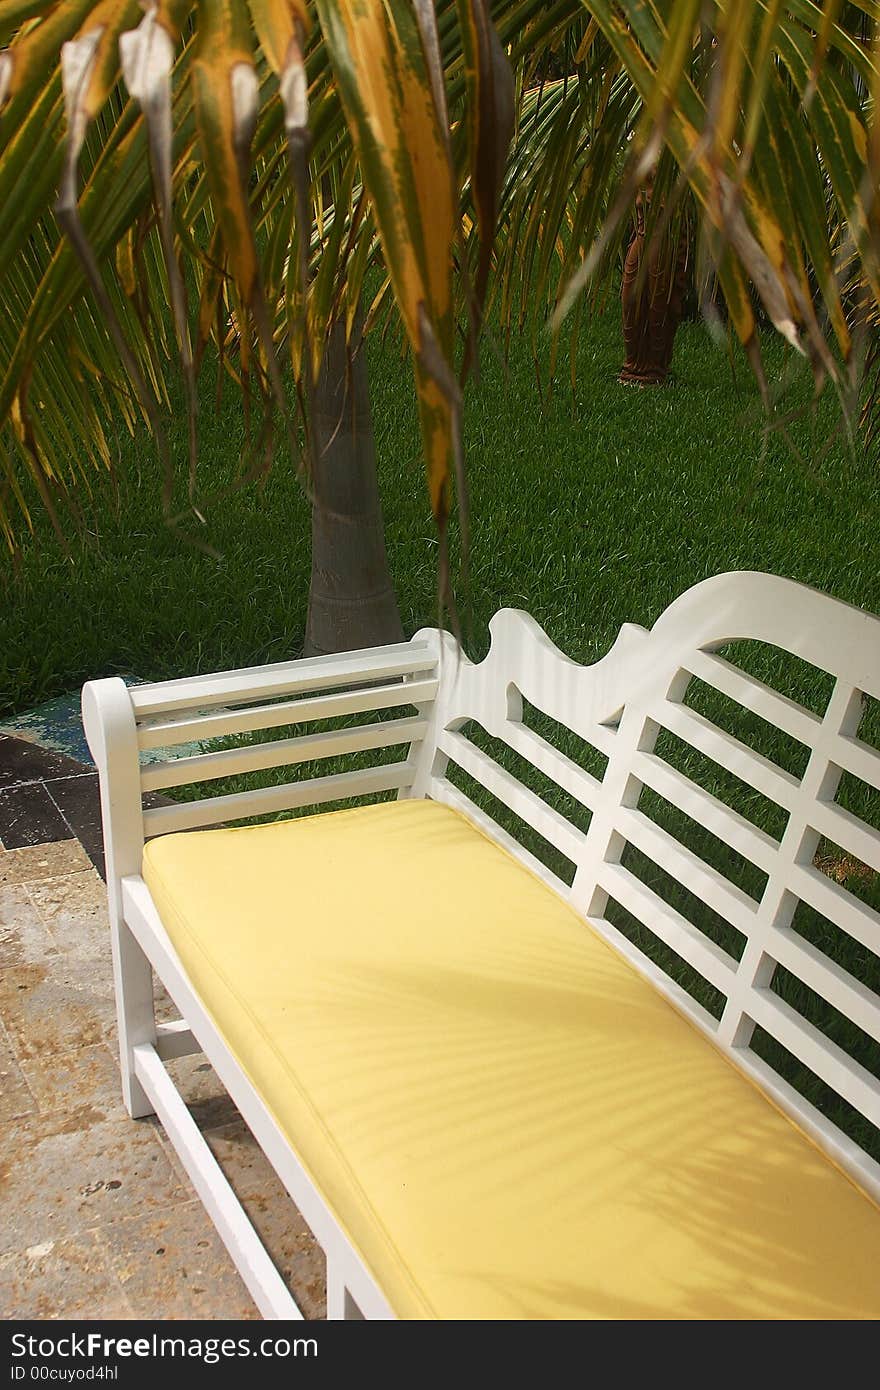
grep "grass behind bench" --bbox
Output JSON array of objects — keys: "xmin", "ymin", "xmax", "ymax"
[
  {"xmin": 3, "ymin": 306, "xmax": 879, "ymax": 1162},
  {"xmin": 3, "ymin": 306, "xmax": 879, "ymax": 709}
]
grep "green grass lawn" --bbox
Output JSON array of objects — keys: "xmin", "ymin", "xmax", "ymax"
[
  {"xmin": 2, "ymin": 304, "xmax": 879, "ymax": 1160},
  {"xmin": 2, "ymin": 305, "xmax": 878, "ymax": 711}
]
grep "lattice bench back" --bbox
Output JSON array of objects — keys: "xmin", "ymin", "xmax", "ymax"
[{"xmin": 419, "ymin": 572, "xmax": 880, "ymax": 1198}]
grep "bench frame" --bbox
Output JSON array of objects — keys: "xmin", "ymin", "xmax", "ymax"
[{"xmin": 82, "ymin": 570, "xmax": 880, "ymax": 1319}]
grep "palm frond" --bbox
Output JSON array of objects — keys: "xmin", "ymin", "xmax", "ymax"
[{"xmin": 0, "ymin": 0, "xmax": 878, "ymax": 556}]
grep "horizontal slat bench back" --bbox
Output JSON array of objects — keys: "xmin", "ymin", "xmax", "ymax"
[{"xmin": 85, "ymin": 643, "xmax": 439, "ymax": 841}]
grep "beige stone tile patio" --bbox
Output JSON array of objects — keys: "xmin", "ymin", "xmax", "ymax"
[
  {"xmin": 0, "ymin": 839, "xmax": 327, "ymax": 1319},
  {"xmin": 0, "ymin": 961, "xmax": 117, "ymax": 1059},
  {"xmin": 154, "ymin": 978, "xmax": 182, "ymax": 1024},
  {"xmin": 0, "ymin": 1019, "xmax": 37, "ymax": 1124},
  {"xmin": 0, "ymin": 884, "xmax": 55, "ymax": 968},
  {"xmin": 26, "ymin": 868, "xmax": 113, "ymax": 970},
  {"xmin": 19, "ymin": 1042, "xmax": 122, "ymax": 1116},
  {"xmin": 93, "ymin": 1201, "xmax": 259, "ymax": 1321},
  {"xmin": 0, "ymin": 1109, "xmax": 189, "ymax": 1256},
  {"xmin": 164, "ymin": 1053, "xmax": 241, "ymax": 1134},
  {"xmin": 0, "ymin": 1237, "xmax": 134, "ymax": 1320},
  {"xmin": 0, "ymin": 840, "xmax": 91, "ymax": 887}
]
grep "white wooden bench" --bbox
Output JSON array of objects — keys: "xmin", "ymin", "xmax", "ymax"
[{"xmin": 82, "ymin": 570, "xmax": 880, "ymax": 1320}]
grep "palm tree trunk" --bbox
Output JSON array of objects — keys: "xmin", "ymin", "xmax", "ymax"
[{"xmin": 303, "ymin": 315, "xmax": 404, "ymax": 657}]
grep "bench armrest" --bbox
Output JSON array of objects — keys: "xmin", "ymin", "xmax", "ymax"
[{"xmin": 83, "ymin": 635, "xmax": 441, "ymax": 863}]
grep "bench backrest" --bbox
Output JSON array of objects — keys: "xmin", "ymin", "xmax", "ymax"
[{"xmin": 418, "ymin": 571, "xmax": 880, "ymax": 1200}]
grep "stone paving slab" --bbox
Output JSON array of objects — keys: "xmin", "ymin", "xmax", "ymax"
[
  {"xmin": 20, "ymin": 1042, "xmax": 122, "ymax": 1116},
  {"xmin": 163, "ymin": 1055, "xmax": 241, "ymax": 1135},
  {"xmin": 0, "ymin": 738, "xmax": 89, "ymax": 790},
  {"xmin": 0, "ymin": 960, "xmax": 118, "ymax": 1060},
  {"xmin": 0, "ymin": 840, "xmax": 92, "ymax": 887},
  {"xmin": 92, "ymin": 1201, "xmax": 259, "ymax": 1321},
  {"xmin": 0, "ymin": 1020, "xmax": 37, "ymax": 1124},
  {"xmin": 1, "ymin": 1109, "xmax": 190, "ymax": 1257},
  {"xmin": 27, "ymin": 869, "xmax": 113, "ymax": 971},
  {"xmin": 0, "ymin": 737, "xmax": 104, "ymax": 874},
  {"xmin": 0, "ymin": 783, "xmax": 73, "ymax": 851},
  {"xmin": 0, "ymin": 835, "xmax": 326, "ymax": 1320},
  {"xmin": 41, "ymin": 775, "xmax": 105, "ymax": 877},
  {"xmin": 0, "ymin": 1237, "xmax": 134, "ymax": 1320},
  {"xmin": 0, "ymin": 884, "xmax": 55, "ymax": 969}
]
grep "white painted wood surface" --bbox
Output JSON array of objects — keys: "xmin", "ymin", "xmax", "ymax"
[
  {"xmin": 141, "ymin": 761, "xmax": 415, "ymax": 836},
  {"xmin": 136, "ymin": 676, "xmax": 438, "ymax": 750},
  {"xmin": 129, "ymin": 640, "xmax": 437, "ymax": 715},
  {"xmin": 83, "ymin": 570, "xmax": 880, "ymax": 1318},
  {"xmin": 420, "ymin": 570, "xmax": 880, "ymax": 1204},
  {"xmin": 133, "ymin": 1041, "xmax": 303, "ymax": 1320}
]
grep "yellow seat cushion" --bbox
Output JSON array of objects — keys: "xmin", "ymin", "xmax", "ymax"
[{"xmin": 142, "ymin": 798, "xmax": 880, "ymax": 1320}]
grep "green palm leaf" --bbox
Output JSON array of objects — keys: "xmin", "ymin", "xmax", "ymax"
[{"xmin": 0, "ymin": 0, "xmax": 877, "ymax": 558}]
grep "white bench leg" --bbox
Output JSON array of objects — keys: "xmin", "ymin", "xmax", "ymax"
[
  {"xmin": 112, "ymin": 915, "xmax": 156, "ymax": 1119},
  {"xmin": 133, "ymin": 1043, "xmax": 302, "ymax": 1318},
  {"xmin": 327, "ymin": 1265, "xmax": 364, "ymax": 1319},
  {"xmin": 82, "ymin": 678, "xmax": 156, "ymax": 1119}
]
